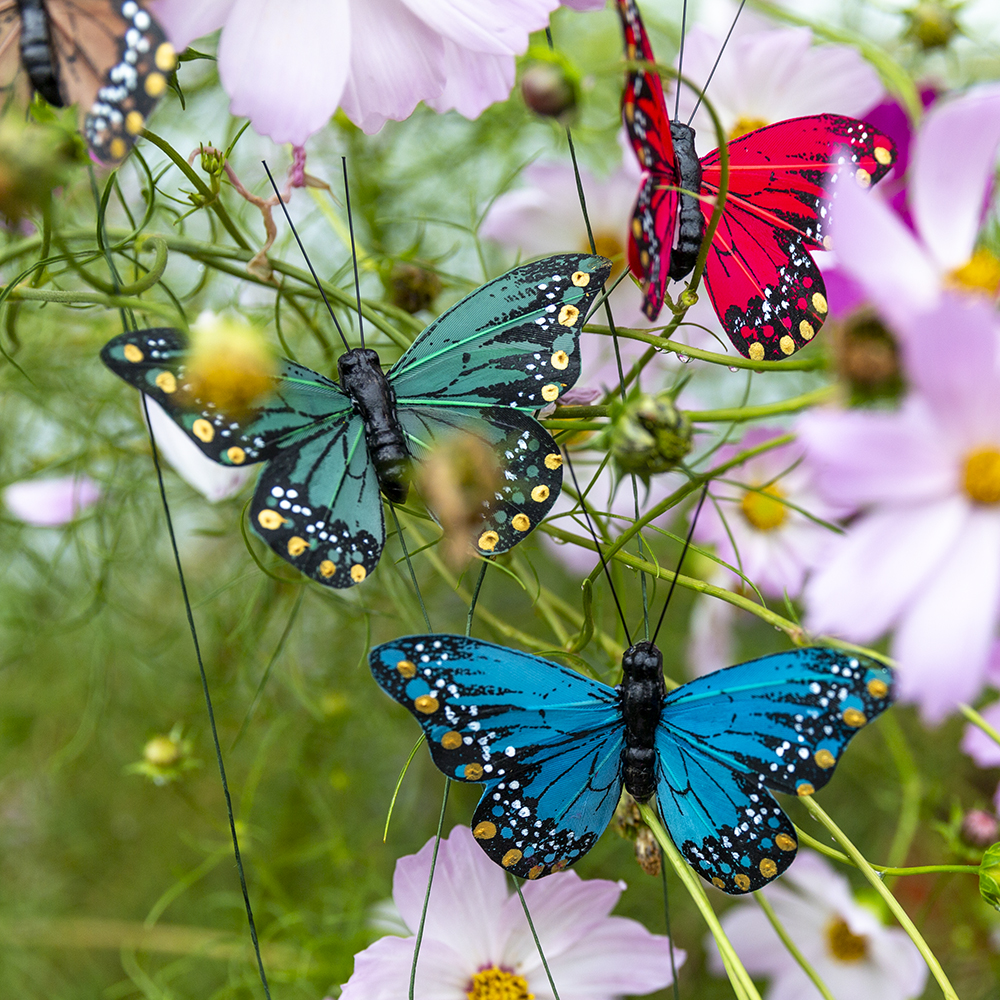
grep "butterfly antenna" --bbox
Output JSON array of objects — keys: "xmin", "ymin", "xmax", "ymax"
[
  {"xmin": 686, "ymin": 0, "xmax": 747, "ymax": 126},
  {"xmin": 674, "ymin": 0, "xmax": 688, "ymax": 121},
  {"xmin": 262, "ymin": 159, "xmax": 351, "ymax": 353},
  {"xmin": 650, "ymin": 482, "xmax": 709, "ymax": 646},
  {"xmin": 341, "ymin": 157, "xmax": 366, "ymax": 349},
  {"xmin": 564, "ymin": 450, "xmax": 632, "ymax": 647}
]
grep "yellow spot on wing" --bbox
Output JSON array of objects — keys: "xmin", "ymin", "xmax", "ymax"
[
  {"xmin": 464, "ymin": 763, "xmax": 483, "ymax": 780},
  {"xmin": 811, "ymin": 293, "xmax": 828, "ymax": 314},
  {"xmin": 748, "ymin": 342, "xmax": 765, "ymax": 362},
  {"xmin": 874, "ymin": 145, "xmax": 892, "ymax": 165},
  {"xmin": 799, "ymin": 321, "xmax": 815, "ymax": 341},
  {"xmin": 227, "ymin": 446, "xmax": 246, "ymax": 464},
  {"xmin": 319, "ymin": 559, "xmax": 336, "ymax": 578},
  {"xmin": 287, "ymin": 536, "xmax": 308, "ymax": 557},
  {"xmin": 155, "ymin": 42, "xmax": 177, "ymax": 71},
  {"xmin": 474, "ymin": 821, "xmax": 496, "ymax": 840},
  {"xmin": 571, "ymin": 271, "xmax": 590, "ymax": 287},
  {"xmin": 775, "ymin": 833, "xmax": 797, "ymax": 852},
  {"xmin": 711, "ymin": 877, "xmax": 725, "ymax": 889},
  {"xmin": 396, "ymin": 659, "xmax": 416, "ymax": 678},
  {"xmin": 123, "ymin": 343, "xmax": 143, "ymax": 362},
  {"xmin": 544, "ymin": 453, "xmax": 563, "ymax": 470},
  {"xmin": 192, "ymin": 418, "xmax": 214, "ymax": 442},
  {"xmin": 779, "ymin": 335, "xmax": 795, "ymax": 356},
  {"xmin": 478, "ymin": 530, "xmax": 499, "ymax": 552},
  {"xmin": 541, "ymin": 384, "xmax": 560, "ymax": 402},
  {"xmin": 867, "ymin": 678, "xmax": 888, "ymax": 698},
  {"xmin": 855, "ymin": 167, "xmax": 871, "ymax": 188},
  {"xmin": 440, "ymin": 731, "xmax": 462, "ymax": 749},
  {"xmin": 155, "ymin": 371, "xmax": 176, "ymax": 393},
  {"xmin": 511, "ymin": 514, "xmax": 530, "ymax": 532},
  {"xmin": 558, "ymin": 305, "xmax": 579, "ymax": 327},
  {"xmin": 531, "ymin": 485, "xmax": 550, "ymax": 503},
  {"xmin": 125, "ymin": 111, "xmax": 144, "ymax": 135},
  {"xmin": 759, "ymin": 858, "xmax": 777, "ymax": 879},
  {"xmin": 502, "ymin": 849, "xmax": 523, "ymax": 868},
  {"xmin": 734, "ymin": 874, "xmax": 751, "ymax": 891},
  {"xmin": 842, "ymin": 708, "xmax": 867, "ymax": 728},
  {"xmin": 815, "ymin": 749, "xmax": 836, "ymax": 769},
  {"xmin": 797, "ymin": 782, "xmax": 815, "ymax": 796},
  {"xmin": 551, "ymin": 350, "xmax": 569, "ymax": 370},
  {"xmin": 257, "ymin": 509, "xmax": 285, "ymax": 530},
  {"xmin": 350, "ymin": 564, "xmax": 367, "ymax": 583},
  {"xmin": 145, "ymin": 72, "xmax": 167, "ymax": 98},
  {"xmin": 414, "ymin": 694, "xmax": 439, "ymax": 714}
]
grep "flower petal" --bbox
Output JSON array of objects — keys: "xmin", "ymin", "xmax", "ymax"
[
  {"xmin": 218, "ymin": 0, "xmax": 351, "ymax": 145},
  {"xmin": 149, "ymin": 0, "xmax": 234, "ymax": 50},
  {"xmin": 3, "ymin": 475, "xmax": 101, "ymax": 526},
  {"xmin": 912, "ymin": 84, "xmax": 1000, "ymax": 270},
  {"xmin": 401, "ymin": 0, "xmax": 558, "ymax": 55},
  {"xmin": 339, "ymin": 0, "xmax": 445, "ymax": 133},
  {"xmin": 339, "ymin": 933, "xmax": 469, "ymax": 1000},
  {"xmin": 960, "ymin": 701, "xmax": 1000, "ymax": 768},
  {"xmin": 892, "ymin": 506, "xmax": 1000, "ymax": 722},
  {"xmin": 426, "ymin": 42, "xmax": 515, "ymax": 120}
]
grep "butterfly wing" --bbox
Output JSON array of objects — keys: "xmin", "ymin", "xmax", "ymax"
[
  {"xmin": 397, "ymin": 405, "xmax": 564, "ymax": 556},
  {"xmin": 699, "ymin": 115, "xmax": 897, "ymax": 361},
  {"xmin": 0, "ymin": 2, "xmax": 23, "ymax": 99},
  {"xmin": 370, "ymin": 634, "xmax": 625, "ymax": 879},
  {"xmin": 388, "ymin": 254, "xmax": 610, "ymax": 409},
  {"xmin": 250, "ymin": 414, "xmax": 384, "ymax": 588},
  {"xmin": 45, "ymin": 0, "xmax": 175, "ymax": 163},
  {"xmin": 656, "ymin": 647, "xmax": 893, "ymax": 893},
  {"xmin": 616, "ymin": 0, "xmax": 679, "ymax": 320}
]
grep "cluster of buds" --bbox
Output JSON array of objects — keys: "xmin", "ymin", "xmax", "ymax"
[
  {"xmin": 608, "ymin": 391, "xmax": 693, "ymax": 481},
  {"xmin": 612, "ymin": 793, "xmax": 662, "ymax": 877}
]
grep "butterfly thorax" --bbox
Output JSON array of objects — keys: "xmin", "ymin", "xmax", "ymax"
[
  {"xmin": 667, "ymin": 122, "xmax": 705, "ymax": 282},
  {"xmin": 337, "ymin": 348, "xmax": 411, "ymax": 504},
  {"xmin": 17, "ymin": 0, "xmax": 62, "ymax": 107},
  {"xmin": 619, "ymin": 640, "xmax": 666, "ymax": 802}
]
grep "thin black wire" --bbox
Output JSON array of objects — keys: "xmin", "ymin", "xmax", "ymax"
[
  {"xmin": 466, "ymin": 560, "xmax": 489, "ymax": 637},
  {"xmin": 388, "ymin": 503, "xmax": 433, "ymax": 631},
  {"xmin": 140, "ymin": 395, "xmax": 272, "ymax": 999},
  {"xmin": 341, "ymin": 157, "xmax": 366, "ymax": 349},
  {"xmin": 686, "ymin": 0, "xmax": 748, "ymax": 125},
  {"xmin": 674, "ymin": 0, "xmax": 689, "ymax": 121},
  {"xmin": 514, "ymin": 878, "xmax": 562, "ymax": 1000},
  {"xmin": 261, "ymin": 159, "xmax": 351, "ymax": 351},
  {"xmin": 650, "ymin": 482, "xmax": 709, "ymax": 646},
  {"xmin": 564, "ymin": 450, "xmax": 631, "ymax": 647},
  {"xmin": 661, "ymin": 865, "xmax": 681, "ymax": 1000}
]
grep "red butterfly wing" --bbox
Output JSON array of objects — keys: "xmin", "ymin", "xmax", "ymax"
[
  {"xmin": 617, "ymin": 0, "xmax": 679, "ymax": 319},
  {"xmin": 699, "ymin": 115, "xmax": 897, "ymax": 361}
]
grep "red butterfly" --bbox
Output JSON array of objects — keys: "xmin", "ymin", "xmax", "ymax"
[{"xmin": 616, "ymin": 0, "xmax": 896, "ymax": 362}]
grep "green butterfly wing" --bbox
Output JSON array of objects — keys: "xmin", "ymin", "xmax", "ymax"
[
  {"xmin": 389, "ymin": 254, "xmax": 611, "ymax": 408},
  {"xmin": 100, "ymin": 328, "xmax": 352, "ymax": 468}
]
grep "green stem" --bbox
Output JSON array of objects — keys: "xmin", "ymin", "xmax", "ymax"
[
  {"xmin": 755, "ymin": 894, "xmax": 836, "ymax": 1000},
  {"xmin": 800, "ymin": 796, "xmax": 958, "ymax": 1000},
  {"xmin": 7, "ymin": 287, "xmax": 183, "ymax": 324},
  {"xmin": 959, "ymin": 703, "xmax": 1000, "ymax": 747},
  {"xmin": 638, "ymin": 804, "xmax": 761, "ymax": 1000},
  {"xmin": 686, "ymin": 386, "xmax": 836, "ymax": 423},
  {"xmin": 880, "ymin": 712, "xmax": 922, "ymax": 874}
]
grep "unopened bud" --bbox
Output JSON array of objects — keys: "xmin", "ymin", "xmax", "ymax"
[
  {"xmin": 390, "ymin": 263, "xmax": 442, "ymax": 315},
  {"xmin": 128, "ymin": 726, "xmax": 199, "ymax": 786},
  {"xmin": 964, "ymin": 810, "xmax": 1000, "ymax": 848},
  {"xmin": 979, "ymin": 843, "xmax": 1000, "ymax": 910},
  {"xmin": 834, "ymin": 311, "xmax": 904, "ymax": 406},
  {"xmin": 520, "ymin": 50, "xmax": 580, "ymax": 124},
  {"xmin": 610, "ymin": 392, "xmax": 692, "ymax": 480},
  {"xmin": 634, "ymin": 827, "xmax": 662, "ymax": 876},
  {"xmin": 904, "ymin": 1, "xmax": 961, "ymax": 50}
]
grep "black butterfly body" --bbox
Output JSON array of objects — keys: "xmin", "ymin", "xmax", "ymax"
[
  {"xmin": 370, "ymin": 633, "xmax": 893, "ymax": 892},
  {"xmin": 0, "ymin": 0, "xmax": 175, "ymax": 163}
]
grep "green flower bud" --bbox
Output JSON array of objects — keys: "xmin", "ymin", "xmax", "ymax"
[
  {"xmin": 978, "ymin": 842, "xmax": 1000, "ymax": 910},
  {"xmin": 520, "ymin": 49, "xmax": 580, "ymax": 124},
  {"xmin": 904, "ymin": 1, "xmax": 962, "ymax": 50},
  {"xmin": 127, "ymin": 725, "xmax": 200, "ymax": 786},
  {"xmin": 609, "ymin": 391, "xmax": 692, "ymax": 480}
]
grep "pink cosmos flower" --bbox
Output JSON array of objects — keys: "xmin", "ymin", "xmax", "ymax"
[
  {"xmin": 340, "ymin": 825, "xmax": 680, "ymax": 1000},
  {"xmin": 693, "ymin": 428, "xmax": 843, "ymax": 600},
  {"xmin": 151, "ymin": 0, "xmax": 562, "ymax": 143},
  {"xmin": 801, "ymin": 296, "xmax": 1000, "ymax": 722},
  {"xmin": 709, "ymin": 850, "xmax": 927, "ymax": 1000},
  {"xmin": 830, "ymin": 83, "xmax": 1000, "ymax": 333},
  {"xmin": 687, "ymin": 583, "xmax": 737, "ymax": 677},
  {"xmin": 3, "ymin": 475, "xmax": 101, "ymax": 526}
]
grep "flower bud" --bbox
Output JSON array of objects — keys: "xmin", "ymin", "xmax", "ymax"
[
  {"xmin": 833, "ymin": 311, "xmax": 904, "ymax": 406},
  {"xmin": 963, "ymin": 809, "xmax": 999, "ymax": 847},
  {"xmin": 609, "ymin": 391, "xmax": 692, "ymax": 480},
  {"xmin": 127, "ymin": 726, "xmax": 199, "ymax": 786},
  {"xmin": 634, "ymin": 827, "xmax": 662, "ymax": 877},
  {"xmin": 0, "ymin": 111, "xmax": 83, "ymax": 222},
  {"xmin": 612, "ymin": 793, "xmax": 662, "ymax": 876},
  {"xmin": 520, "ymin": 50, "xmax": 580, "ymax": 124},
  {"xmin": 904, "ymin": 1, "xmax": 961, "ymax": 50},
  {"xmin": 390, "ymin": 262, "xmax": 442, "ymax": 314},
  {"xmin": 979, "ymin": 842, "xmax": 1000, "ymax": 910}
]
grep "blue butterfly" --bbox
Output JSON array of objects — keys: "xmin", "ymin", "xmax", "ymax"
[
  {"xmin": 101, "ymin": 254, "xmax": 611, "ymax": 588},
  {"xmin": 370, "ymin": 634, "xmax": 893, "ymax": 892}
]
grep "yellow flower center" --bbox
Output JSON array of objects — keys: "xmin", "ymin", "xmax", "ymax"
[
  {"xmin": 947, "ymin": 248, "xmax": 1000, "ymax": 296},
  {"xmin": 587, "ymin": 230, "xmax": 626, "ymax": 279},
  {"xmin": 963, "ymin": 448, "xmax": 1000, "ymax": 504},
  {"xmin": 740, "ymin": 484, "xmax": 787, "ymax": 531},
  {"xmin": 467, "ymin": 967, "xmax": 534, "ymax": 1000},
  {"xmin": 729, "ymin": 116, "xmax": 769, "ymax": 141},
  {"xmin": 825, "ymin": 917, "xmax": 869, "ymax": 963}
]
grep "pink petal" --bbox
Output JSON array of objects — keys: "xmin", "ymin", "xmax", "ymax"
[
  {"xmin": 426, "ymin": 42, "xmax": 515, "ymax": 120},
  {"xmin": 829, "ymin": 172, "xmax": 940, "ymax": 332},
  {"xmin": 218, "ymin": 0, "xmax": 351, "ymax": 145},
  {"xmin": 401, "ymin": 0, "xmax": 558, "ymax": 55},
  {"xmin": 560, "ymin": 0, "xmax": 606, "ymax": 8},
  {"xmin": 339, "ymin": 0, "xmax": 445, "ymax": 133},
  {"xmin": 149, "ymin": 0, "xmax": 234, "ymax": 50},
  {"xmin": 688, "ymin": 594, "xmax": 738, "ymax": 677},
  {"xmin": 805, "ymin": 498, "xmax": 966, "ymax": 642},
  {"xmin": 3, "ymin": 475, "xmax": 101, "ymax": 526},
  {"xmin": 892, "ymin": 507, "xmax": 1000, "ymax": 722},
  {"xmin": 960, "ymin": 701, "xmax": 1000, "ymax": 768},
  {"xmin": 912, "ymin": 84, "xmax": 1000, "ymax": 270},
  {"xmin": 391, "ymin": 827, "xmax": 508, "ymax": 968},
  {"xmin": 339, "ymin": 934, "xmax": 468, "ymax": 1000}
]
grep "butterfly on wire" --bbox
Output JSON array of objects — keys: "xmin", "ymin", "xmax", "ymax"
[
  {"xmin": 370, "ymin": 633, "xmax": 892, "ymax": 892},
  {"xmin": 101, "ymin": 253, "xmax": 612, "ymax": 589},
  {"xmin": 616, "ymin": 0, "xmax": 896, "ymax": 361},
  {"xmin": 0, "ymin": 0, "xmax": 175, "ymax": 163}
]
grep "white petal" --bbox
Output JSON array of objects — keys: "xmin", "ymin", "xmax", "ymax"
[
  {"xmin": 339, "ymin": 934, "xmax": 469, "ymax": 1000},
  {"xmin": 426, "ymin": 42, "xmax": 515, "ymax": 119},
  {"xmin": 3, "ymin": 475, "xmax": 101, "ymax": 526},
  {"xmin": 145, "ymin": 400, "xmax": 254, "ymax": 502},
  {"xmin": 149, "ymin": 0, "xmax": 234, "ymax": 50},
  {"xmin": 912, "ymin": 84, "xmax": 1000, "ymax": 270},
  {"xmin": 688, "ymin": 594, "xmax": 737, "ymax": 677},
  {"xmin": 218, "ymin": 0, "xmax": 351, "ymax": 145},
  {"xmin": 401, "ymin": 0, "xmax": 558, "ymax": 55},
  {"xmin": 340, "ymin": 0, "xmax": 444, "ymax": 133}
]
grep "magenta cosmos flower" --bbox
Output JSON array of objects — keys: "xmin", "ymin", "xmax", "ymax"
[
  {"xmin": 709, "ymin": 850, "xmax": 926, "ymax": 1000},
  {"xmin": 800, "ymin": 296, "xmax": 1000, "ymax": 721},
  {"xmin": 341, "ymin": 826, "xmax": 680, "ymax": 1000},
  {"xmin": 151, "ymin": 0, "xmax": 565, "ymax": 142},
  {"xmin": 3, "ymin": 475, "xmax": 101, "ymax": 526},
  {"xmin": 830, "ymin": 83, "xmax": 1000, "ymax": 333}
]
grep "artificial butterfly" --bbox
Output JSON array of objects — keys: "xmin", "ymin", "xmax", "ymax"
[
  {"xmin": 616, "ymin": 0, "xmax": 897, "ymax": 361},
  {"xmin": 371, "ymin": 634, "xmax": 892, "ymax": 893},
  {"xmin": 101, "ymin": 254, "xmax": 612, "ymax": 589},
  {"xmin": 0, "ymin": 0, "xmax": 175, "ymax": 163}
]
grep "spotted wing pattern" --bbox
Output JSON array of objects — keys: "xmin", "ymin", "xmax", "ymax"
[
  {"xmin": 699, "ymin": 116, "xmax": 897, "ymax": 361},
  {"xmin": 397, "ymin": 405, "xmax": 564, "ymax": 557},
  {"xmin": 656, "ymin": 648, "xmax": 893, "ymax": 893},
  {"xmin": 369, "ymin": 635, "xmax": 624, "ymax": 880},
  {"xmin": 388, "ymin": 254, "xmax": 610, "ymax": 410}
]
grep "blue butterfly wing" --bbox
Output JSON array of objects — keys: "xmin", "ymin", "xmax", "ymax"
[
  {"xmin": 369, "ymin": 634, "xmax": 625, "ymax": 879},
  {"xmin": 101, "ymin": 328, "xmax": 352, "ymax": 468},
  {"xmin": 388, "ymin": 255, "xmax": 611, "ymax": 408},
  {"xmin": 656, "ymin": 648, "xmax": 893, "ymax": 893},
  {"xmin": 251, "ymin": 414, "xmax": 384, "ymax": 588},
  {"xmin": 398, "ymin": 406, "xmax": 564, "ymax": 556}
]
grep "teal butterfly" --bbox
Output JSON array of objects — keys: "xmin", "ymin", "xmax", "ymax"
[{"xmin": 101, "ymin": 254, "xmax": 612, "ymax": 588}]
